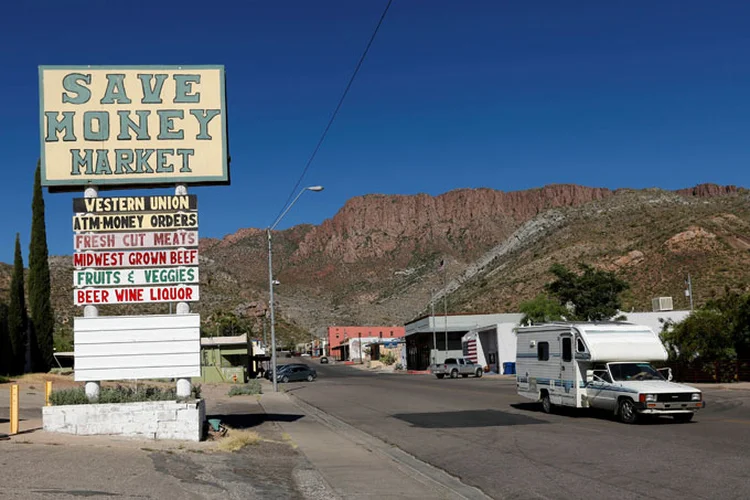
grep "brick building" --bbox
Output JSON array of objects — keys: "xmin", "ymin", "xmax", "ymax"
[{"xmin": 327, "ymin": 325, "xmax": 405, "ymax": 359}]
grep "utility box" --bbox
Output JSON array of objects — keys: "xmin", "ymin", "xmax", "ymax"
[{"xmin": 652, "ymin": 296, "xmax": 674, "ymax": 312}]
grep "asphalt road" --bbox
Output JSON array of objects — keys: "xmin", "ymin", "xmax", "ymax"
[{"xmin": 282, "ymin": 361, "xmax": 750, "ymax": 500}]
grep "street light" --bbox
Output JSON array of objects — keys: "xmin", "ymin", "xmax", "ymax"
[{"xmin": 267, "ymin": 185, "xmax": 324, "ymax": 392}]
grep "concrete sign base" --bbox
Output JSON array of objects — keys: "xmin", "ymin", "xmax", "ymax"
[{"xmin": 42, "ymin": 399, "xmax": 205, "ymax": 442}]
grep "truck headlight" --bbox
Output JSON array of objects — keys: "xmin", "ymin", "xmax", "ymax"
[
  {"xmin": 639, "ymin": 394, "xmax": 657, "ymax": 403},
  {"xmin": 691, "ymin": 393, "xmax": 701, "ymax": 401}
]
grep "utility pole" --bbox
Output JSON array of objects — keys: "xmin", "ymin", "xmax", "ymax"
[
  {"xmin": 685, "ymin": 274, "xmax": 694, "ymax": 311},
  {"xmin": 263, "ymin": 317, "xmax": 268, "ymax": 348},
  {"xmin": 443, "ymin": 267, "xmax": 448, "ymax": 355},
  {"xmin": 431, "ymin": 288, "xmax": 436, "ymax": 364}
]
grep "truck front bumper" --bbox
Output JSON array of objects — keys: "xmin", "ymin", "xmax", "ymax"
[{"xmin": 635, "ymin": 401, "xmax": 706, "ymax": 414}]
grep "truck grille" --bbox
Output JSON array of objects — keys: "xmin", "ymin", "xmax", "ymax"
[{"xmin": 656, "ymin": 393, "xmax": 693, "ymax": 402}]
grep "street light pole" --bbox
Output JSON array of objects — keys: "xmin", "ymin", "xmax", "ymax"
[{"xmin": 267, "ymin": 185, "xmax": 324, "ymax": 392}]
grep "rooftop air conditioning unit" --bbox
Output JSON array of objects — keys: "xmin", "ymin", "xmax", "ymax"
[{"xmin": 652, "ymin": 296, "xmax": 674, "ymax": 312}]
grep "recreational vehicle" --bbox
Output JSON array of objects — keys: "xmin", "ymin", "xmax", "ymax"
[{"xmin": 515, "ymin": 322, "xmax": 704, "ymax": 424}]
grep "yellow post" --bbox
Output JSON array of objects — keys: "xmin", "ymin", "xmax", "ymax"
[
  {"xmin": 45, "ymin": 381, "xmax": 52, "ymax": 406},
  {"xmin": 10, "ymin": 384, "xmax": 19, "ymax": 435}
]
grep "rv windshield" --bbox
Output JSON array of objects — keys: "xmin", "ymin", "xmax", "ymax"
[{"xmin": 608, "ymin": 363, "xmax": 664, "ymax": 382}]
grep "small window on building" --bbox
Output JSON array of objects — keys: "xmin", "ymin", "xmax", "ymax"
[
  {"xmin": 537, "ymin": 342, "xmax": 549, "ymax": 361},
  {"xmin": 562, "ymin": 337, "xmax": 572, "ymax": 362},
  {"xmin": 576, "ymin": 337, "xmax": 585, "ymax": 353}
]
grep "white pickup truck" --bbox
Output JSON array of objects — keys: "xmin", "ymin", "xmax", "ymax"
[{"xmin": 430, "ymin": 357, "xmax": 484, "ymax": 379}]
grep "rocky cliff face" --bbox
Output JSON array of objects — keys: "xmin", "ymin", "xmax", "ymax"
[
  {"xmin": 294, "ymin": 184, "xmax": 613, "ymax": 264},
  {"xmin": 675, "ymin": 183, "xmax": 739, "ymax": 198}
]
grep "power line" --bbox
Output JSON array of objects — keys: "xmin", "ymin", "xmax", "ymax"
[{"xmin": 273, "ymin": 0, "xmax": 394, "ymax": 222}]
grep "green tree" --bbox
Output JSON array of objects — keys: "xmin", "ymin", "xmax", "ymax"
[
  {"xmin": 28, "ymin": 162, "xmax": 54, "ymax": 372},
  {"xmin": 204, "ymin": 310, "xmax": 254, "ymax": 337},
  {"xmin": 8, "ymin": 234, "xmax": 28, "ymax": 374},
  {"xmin": 0, "ymin": 303, "xmax": 10, "ymax": 375},
  {"xmin": 689, "ymin": 288, "xmax": 750, "ymax": 359},
  {"xmin": 661, "ymin": 308, "xmax": 735, "ymax": 364},
  {"xmin": 545, "ymin": 263, "xmax": 629, "ymax": 321},
  {"xmin": 518, "ymin": 293, "xmax": 567, "ymax": 325}
]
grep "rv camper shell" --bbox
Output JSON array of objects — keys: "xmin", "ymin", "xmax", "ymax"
[{"xmin": 516, "ymin": 322, "xmax": 704, "ymax": 423}]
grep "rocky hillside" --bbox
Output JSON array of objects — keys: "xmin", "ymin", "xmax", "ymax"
[{"xmin": 1, "ymin": 183, "xmax": 747, "ymax": 343}]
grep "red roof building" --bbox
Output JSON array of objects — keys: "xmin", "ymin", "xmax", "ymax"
[{"xmin": 327, "ymin": 325, "xmax": 405, "ymax": 355}]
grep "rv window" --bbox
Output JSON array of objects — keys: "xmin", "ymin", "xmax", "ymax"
[
  {"xmin": 537, "ymin": 342, "xmax": 549, "ymax": 361},
  {"xmin": 562, "ymin": 338, "xmax": 572, "ymax": 362},
  {"xmin": 576, "ymin": 338, "xmax": 586, "ymax": 353}
]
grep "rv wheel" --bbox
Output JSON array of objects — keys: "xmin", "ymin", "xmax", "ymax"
[
  {"xmin": 541, "ymin": 392, "xmax": 552, "ymax": 414},
  {"xmin": 618, "ymin": 399, "xmax": 638, "ymax": 424}
]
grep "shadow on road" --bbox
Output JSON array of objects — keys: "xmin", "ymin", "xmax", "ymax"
[
  {"xmin": 392, "ymin": 409, "xmax": 547, "ymax": 428},
  {"xmin": 510, "ymin": 402, "xmax": 694, "ymax": 425},
  {"xmin": 207, "ymin": 412, "xmax": 304, "ymax": 430}
]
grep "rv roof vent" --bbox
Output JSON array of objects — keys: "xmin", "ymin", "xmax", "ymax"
[{"xmin": 652, "ymin": 296, "xmax": 674, "ymax": 312}]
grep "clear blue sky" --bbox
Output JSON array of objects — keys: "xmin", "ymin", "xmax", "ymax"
[{"xmin": 1, "ymin": 0, "xmax": 749, "ymax": 263}]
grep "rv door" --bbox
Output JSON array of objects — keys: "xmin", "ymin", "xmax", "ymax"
[{"xmin": 556, "ymin": 334, "xmax": 576, "ymax": 406}]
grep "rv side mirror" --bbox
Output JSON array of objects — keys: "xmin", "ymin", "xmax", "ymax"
[
  {"xmin": 586, "ymin": 370, "xmax": 594, "ymax": 383},
  {"xmin": 657, "ymin": 367, "xmax": 673, "ymax": 382}
]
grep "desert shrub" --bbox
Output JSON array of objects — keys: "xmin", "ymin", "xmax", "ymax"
[
  {"xmin": 227, "ymin": 380, "xmax": 262, "ymax": 396},
  {"xmin": 192, "ymin": 383, "xmax": 202, "ymax": 399},
  {"xmin": 380, "ymin": 351, "xmax": 397, "ymax": 366},
  {"xmin": 49, "ymin": 388, "xmax": 89, "ymax": 405},
  {"xmin": 217, "ymin": 429, "xmax": 261, "ymax": 452},
  {"xmin": 98, "ymin": 385, "xmax": 177, "ymax": 403},
  {"xmin": 50, "ymin": 384, "xmax": 188, "ymax": 405}
]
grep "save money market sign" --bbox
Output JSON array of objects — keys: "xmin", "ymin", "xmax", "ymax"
[{"xmin": 39, "ymin": 66, "xmax": 227, "ymax": 190}]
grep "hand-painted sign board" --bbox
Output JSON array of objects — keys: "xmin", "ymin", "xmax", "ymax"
[
  {"xmin": 73, "ymin": 195, "xmax": 197, "ymax": 213},
  {"xmin": 73, "ymin": 249, "xmax": 198, "ymax": 268},
  {"xmin": 73, "ymin": 212, "xmax": 198, "ymax": 232},
  {"xmin": 74, "ymin": 231, "xmax": 198, "ymax": 251},
  {"xmin": 40, "ymin": 66, "xmax": 228, "ymax": 192},
  {"xmin": 74, "ymin": 285, "xmax": 199, "ymax": 305},
  {"xmin": 74, "ymin": 267, "xmax": 198, "ymax": 287}
]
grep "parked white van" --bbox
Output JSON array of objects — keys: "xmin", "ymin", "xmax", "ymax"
[{"xmin": 515, "ymin": 322, "xmax": 705, "ymax": 424}]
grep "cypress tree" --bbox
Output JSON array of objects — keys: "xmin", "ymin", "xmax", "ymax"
[
  {"xmin": 0, "ymin": 303, "xmax": 9, "ymax": 375},
  {"xmin": 28, "ymin": 162, "xmax": 54, "ymax": 372},
  {"xmin": 8, "ymin": 234, "xmax": 28, "ymax": 374}
]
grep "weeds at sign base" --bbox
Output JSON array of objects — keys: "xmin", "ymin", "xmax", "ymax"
[{"xmin": 49, "ymin": 384, "xmax": 200, "ymax": 405}]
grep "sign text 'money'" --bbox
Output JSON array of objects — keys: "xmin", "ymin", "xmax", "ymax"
[
  {"xmin": 74, "ymin": 285, "xmax": 199, "ymax": 305},
  {"xmin": 39, "ymin": 66, "xmax": 228, "ymax": 190},
  {"xmin": 73, "ymin": 212, "xmax": 198, "ymax": 232}
]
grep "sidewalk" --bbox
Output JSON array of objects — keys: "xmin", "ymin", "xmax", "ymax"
[{"xmin": 259, "ymin": 383, "xmax": 488, "ymax": 500}]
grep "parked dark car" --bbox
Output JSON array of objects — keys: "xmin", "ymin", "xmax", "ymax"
[
  {"xmin": 278, "ymin": 365, "xmax": 317, "ymax": 383},
  {"xmin": 264, "ymin": 363, "xmax": 306, "ymax": 380}
]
